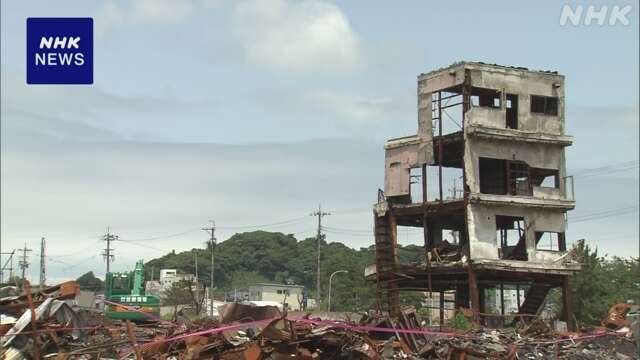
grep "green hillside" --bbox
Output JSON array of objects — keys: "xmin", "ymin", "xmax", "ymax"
[{"xmin": 144, "ymin": 230, "xmax": 423, "ymax": 311}]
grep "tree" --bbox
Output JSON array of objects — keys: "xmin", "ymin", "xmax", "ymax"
[
  {"xmin": 228, "ymin": 271, "xmax": 269, "ymax": 291},
  {"xmin": 76, "ymin": 271, "xmax": 104, "ymax": 292},
  {"xmin": 162, "ymin": 280, "xmax": 193, "ymax": 320},
  {"xmin": 552, "ymin": 242, "xmax": 640, "ymax": 326}
]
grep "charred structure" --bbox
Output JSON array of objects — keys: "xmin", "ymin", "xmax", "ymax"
[{"xmin": 369, "ymin": 62, "xmax": 579, "ymax": 329}]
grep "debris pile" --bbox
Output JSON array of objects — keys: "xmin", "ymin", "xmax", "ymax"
[{"xmin": 1, "ymin": 282, "xmax": 638, "ymax": 359}]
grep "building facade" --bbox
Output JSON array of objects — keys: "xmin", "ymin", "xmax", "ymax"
[
  {"xmin": 248, "ymin": 283, "xmax": 304, "ymax": 311},
  {"xmin": 158, "ymin": 269, "xmax": 195, "ymax": 291},
  {"xmin": 370, "ymin": 62, "xmax": 579, "ymax": 329}
]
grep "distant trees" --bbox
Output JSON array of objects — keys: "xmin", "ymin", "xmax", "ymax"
[
  {"xmin": 76, "ymin": 271, "xmax": 104, "ymax": 292},
  {"xmin": 144, "ymin": 231, "xmax": 418, "ymax": 312},
  {"xmin": 142, "ymin": 230, "xmax": 639, "ymax": 322},
  {"xmin": 553, "ymin": 241, "xmax": 640, "ymax": 326}
]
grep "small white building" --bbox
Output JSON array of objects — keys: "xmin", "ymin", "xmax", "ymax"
[
  {"xmin": 248, "ymin": 283, "xmax": 304, "ymax": 311},
  {"xmin": 159, "ymin": 269, "xmax": 195, "ymax": 291}
]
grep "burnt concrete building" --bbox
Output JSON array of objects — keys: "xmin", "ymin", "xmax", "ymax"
[{"xmin": 369, "ymin": 62, "xmax": 579, "ymax": 329}]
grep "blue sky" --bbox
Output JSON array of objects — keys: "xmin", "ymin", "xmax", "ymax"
[{"xmin": 1, "ymin": 0, "xmax": 638, "ymax": 282}]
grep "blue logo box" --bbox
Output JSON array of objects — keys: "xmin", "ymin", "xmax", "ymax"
[{"xmin": 26, "ymin": 18, "xmax": 93, "ymax": 84}]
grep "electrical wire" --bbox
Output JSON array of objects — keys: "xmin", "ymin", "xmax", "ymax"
[
  {"xmin": 118, "ymin": 228, "xmax": 201, "ymax": 242},
  {"xmin": 570, "ymin": 160, "xmax": 639, "ymax": 178},
  {"xmin": 116, "ymin": 239, "xmax": 175, "ymax": 253},
  {"xmin": 216, "ymin": 216, "xmax": 310, "ymax": 230},
  {"xmin": 48, "ymin": 238, "xmax": 103, "ymax": 257},
  {"xmin": 568, "ymin": 204, "xmax": 639, "ymax": 219},
  {"xmin": 568, "ymin": 206, "xmax": 638, "ymax": 223},
  {"xmin": 330, "ymin": 207, "xmax": 372, "ymax": 215}
]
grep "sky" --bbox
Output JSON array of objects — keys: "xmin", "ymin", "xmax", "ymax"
[{"xmin": 1, "ymin": 0, "xmax": 638, "ymax": 283}]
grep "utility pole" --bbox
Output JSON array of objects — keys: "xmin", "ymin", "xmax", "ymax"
[
  {"xmin": 194, "ymin": 252, "xmax": 198, "ymax": 282},
  {"xmin": 194, "ymin": 252, "xmax": 199, "ymax": 308},
  {"xmin": 202, "ymin": 220, "xmax": 216, "ymax": 317},
  {"xmin": 1, "ymin": 250, "xmax": 16, "ymax": 284},
  {"xmin": 39, "ymin": 237, "xmax": 46, "ymax": 288},
  {"xmin": 18, "ymin": 243, "xmax": 32, "ymax": 281},
  {"xmin": 102, "ymin": 228, "xmax": 117, "ymax": 276},
  {"xmin": 311, "ymin": 204, "xmax": 330, "ymax": 307}
]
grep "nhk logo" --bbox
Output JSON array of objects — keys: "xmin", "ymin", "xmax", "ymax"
[
  {"xmin": 36, "ymin": 37, "xmax": 85, "ymax": 66},
  {"xmin": 27, "ymin": 18, "xmax": 93, "ymax": 84}
]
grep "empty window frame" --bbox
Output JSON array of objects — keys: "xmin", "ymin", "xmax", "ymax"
[
  {"xmin": 535, "ymin": 231, "xmax": 566, "ymax": 251},
  {"xmin": 471, "ymin": 88, "xmax": 501, "ymax": 108},
  {"xmin": 496, "ymin": 215, "xmax": 527, "ymax": 260},
  {"xmin": 508, "ymin": 161, "xmax": 532, "ymax": 196},
  {"xmin": 506, "ymin": 94, "xmax": 518, "ymax": 129},
  {"xmin": 479, "ymin": 158, "xmax": 507, "ymax": 195},
  {"xmin": 530, "ymin": 95, "xmax": 558, "ymax": 116},
  {"xmin": 530, "ymin": 167, "xmax": 559, "ymax": 188},
  {"xmin": 480, "ymin": 158, "xmax": 534, "ymax": 196}
]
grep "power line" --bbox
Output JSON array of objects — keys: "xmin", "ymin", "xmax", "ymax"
[
  {"xmin": 115, "ymin": 239, "xmax": 174, "ymax": 253},
  {"xmin": 570, "ymin": 160, "xmax": 639, "ymax": 178},
  {"xmin": 330, "ymin": 207, "xmax": 372, "ymax": 215},
  {"xmin": 216, "ymin": 216, "xmax": 310, "ymax": 230},
  {"xmin": 118, "ymin": 228, "xmax": 201, "ymax": 242},
  {"xmin": 568, "ymin": 207, "xmax": 638, "ymax": 223},
  {"xmin": 568, "ymin": 204, "xmax": 639, "ymax": 220},
  {"xmin": 323, "ymin": 230, "xmax": 372, "ymax": 237},
  {"xmin": 63, "ymin": 254, "xmax": 99, "ymax": 271},
  {"xmin": 49, "ymin": 239, "xmax": 103, "ymax": 258}
]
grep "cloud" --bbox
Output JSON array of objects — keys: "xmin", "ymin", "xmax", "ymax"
[
  {"xmin": 232, "ymin": 0, "xmax": 362, "ymax": 73},
  {"xmin": 96, "ymin": 0, "xmax": 199, "ymax": 35},
  {"xmin": 0, "ymin": 69, "xmax": 198, "ymax": 143},
  {"xmin": 303, "ymin": 89, "xmax": 410, "ymax": 124},
  {"xmin": 96, "ymin": 0, "xmax": 363, "ymax": 73},
  {"xmin": 0, "ymin": 136, "xmax": 382, "ymax": 280}
]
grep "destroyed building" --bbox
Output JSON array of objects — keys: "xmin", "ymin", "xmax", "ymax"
[{"xmin": 369, "ymin": 62, "xmax": 580, "ymax": 329}]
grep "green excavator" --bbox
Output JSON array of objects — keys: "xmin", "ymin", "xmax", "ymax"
[{"xmin": 104, "ymin": 260, "xmax": 160, "ymax": 321}]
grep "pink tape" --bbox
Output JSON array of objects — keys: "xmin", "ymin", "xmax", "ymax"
[
  {"xmin": 118, "ymin": 317, "xmax": 278, "ymax": 359},
  {"xmin": 118, "ymin": 314, "xmax": 625, "ymax": 359}
]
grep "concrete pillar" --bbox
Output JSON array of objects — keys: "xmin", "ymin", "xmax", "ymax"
[
  {"xmin": 562, "ymin": 276, "xmax": 574, "ymax": 331},
  {"xmin": 468, "ymin": 265, "xmax": 480, "ymax": 324}
]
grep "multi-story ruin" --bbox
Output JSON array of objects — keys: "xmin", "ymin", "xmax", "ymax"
[{"xmin": 369, "ymin": 62, "xmax": 579, "ymax": 329}]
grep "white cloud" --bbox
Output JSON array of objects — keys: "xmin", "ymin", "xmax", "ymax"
[
  {"xmin": 233, "ymin": 0, "xmax": 362, "ymax": 73},
  {"xmin": 1, "ymin": 137, "xmax": 382, "ymax": 280},
  {"xmin": 131, "ymin": 0, "xmax": 195, "ymax": 23},
  {"xmin": 96, "ymin": 0, "xmax": 197, "ymax": 35},
  {"xmin": 304, "ymin": 89, "xmax": 408, "ymax": 124},
  {"xmin": 0, "ymin": 69, "xmax": 195, "ymax": 143}
]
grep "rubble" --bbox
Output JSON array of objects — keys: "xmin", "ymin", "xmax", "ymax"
[
  {"xmin": 603, "ymin": 303, "xmax": 640, "ymax": 331},
  {"xmin": 1, "ymin": 282, "xmax": 638, "ymax": 359}
]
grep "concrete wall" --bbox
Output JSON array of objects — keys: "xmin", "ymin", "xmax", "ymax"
[
  {"xmin": 463, "ymin": 135, "xmax": 567, "ymax": 196},
  {"xmin": 466, "ymin": 203, "xmax": 566, "ymax": 262},
  {"xmin": 466, "ymin": 66, "xmax": 565, "ymax": 135},
  {"xmin": 419, "ymin": 63, "xmax": 566, "ymax": 136},
  {"xmin": 384, "ymin": 141, "xmax": 418, "ymax": 197},
  {"xmin": 248, "ymin": 284, "xmax": 304, "ymax": 311}
]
